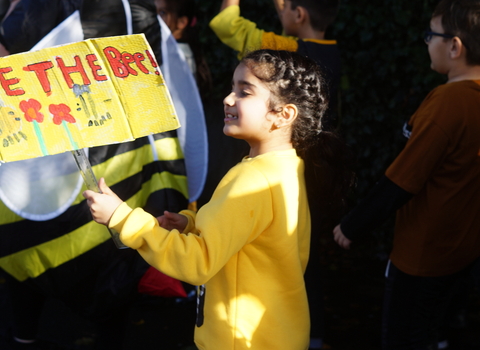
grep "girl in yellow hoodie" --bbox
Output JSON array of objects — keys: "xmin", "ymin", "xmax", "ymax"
[{"xmin": 84, "ymin": 49, "xmax": 352, "ymax": 350}]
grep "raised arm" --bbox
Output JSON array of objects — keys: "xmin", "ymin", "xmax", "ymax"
[{"xmin": 221, "ymin": 0, "xmax": 239, "ymax": 12}]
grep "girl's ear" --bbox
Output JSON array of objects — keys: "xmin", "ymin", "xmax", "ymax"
[{"xmin": 277, "ymin": 103, "xmax": 298, "ymax": 128}]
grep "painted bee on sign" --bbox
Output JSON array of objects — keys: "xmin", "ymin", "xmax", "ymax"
[{"xmin": 0, "ymin": 106, "xmax": 27, "ymax": 147}]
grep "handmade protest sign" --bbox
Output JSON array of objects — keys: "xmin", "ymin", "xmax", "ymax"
[{"xmin": 0, "ymin": 34, "xmax": 179, "ymax": 162}]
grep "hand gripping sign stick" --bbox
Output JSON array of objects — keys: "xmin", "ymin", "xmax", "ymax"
[{"xmin": 72, "ymin": 148, "xmax": 128, "ymax": 249}]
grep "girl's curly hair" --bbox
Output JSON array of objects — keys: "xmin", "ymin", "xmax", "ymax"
[
  {"xmin": 242, "ymin": 49, "xmax": 355, "ymax": 230},
  {"xmin": 242, "ymin": 49, "xmax": 327, "ymax": 154}
]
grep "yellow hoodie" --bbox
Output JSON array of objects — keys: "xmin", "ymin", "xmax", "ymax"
[{"xmin": 110, "ymin": 148, "xmax": 311, "ymax": 350}]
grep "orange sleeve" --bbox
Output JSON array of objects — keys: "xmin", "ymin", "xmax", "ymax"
[{"xmin": 261, "ymin": 32, "xmax": 298, "ymax": 52}]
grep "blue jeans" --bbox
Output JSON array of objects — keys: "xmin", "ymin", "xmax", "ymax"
[{"xmin": 381, "ymin": 260, "xmax": 477, "ymax": 350}]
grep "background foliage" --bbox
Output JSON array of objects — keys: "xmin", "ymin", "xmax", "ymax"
[{"xmin": 195, "ymin": 0, "xmax": 445, "ymax": 256}]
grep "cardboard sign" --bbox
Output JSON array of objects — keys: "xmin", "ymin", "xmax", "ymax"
[{"xmin": 0, "ymin": 34, "xmax": 179, "ymax": 162}]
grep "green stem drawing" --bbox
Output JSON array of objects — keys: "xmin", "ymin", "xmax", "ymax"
[
  {"xmin": 33, "ymin": 120, "xmax": 49, "ymax": 156},
  {"xmin": 62, "ymin": 120, "xmax": 79, "ymax": 150}
]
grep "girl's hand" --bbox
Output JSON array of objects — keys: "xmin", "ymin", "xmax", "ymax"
[
  {"xmin": 157, "ymin": 211, "xmax": 188, "ymax": 232},
  {"xmin": 333, "ymin": 224, "xmax": 352, "ymax": 250},
  {"xmin": 83, "ymin": 177, "xmax": 123, "ymax": 226}
]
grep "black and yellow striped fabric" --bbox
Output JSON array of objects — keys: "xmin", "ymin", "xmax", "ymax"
[
  {"xmin": 0, "ymin": 131, "xmax": 188, "ymax": 297},
  {"xmin": 0, "ymin": 0, "xmax": 190, "ymax": 322}
]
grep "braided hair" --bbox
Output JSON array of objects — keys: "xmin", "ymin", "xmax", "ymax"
[
  {"xmin": 242, "ymin": 49, "xmax": 355, "ymax": 228},
  {"xmin": 242, "ymin": 49, "xmax": 326, "ymax": 155}
]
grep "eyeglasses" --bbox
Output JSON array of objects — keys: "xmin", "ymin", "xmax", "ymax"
[{"xmin": 424, "ymin": 30, "xmax": 455, "ymax": 43}]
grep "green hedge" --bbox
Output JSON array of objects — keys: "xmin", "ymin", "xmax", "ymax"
[
  {"xmin": 331, "ymin": 0, "xmax": 444, "ymax": 253},
  {"xmin": 195, "ymin": 0, "xmax": 445, "ymax": 254},
  {"xmin": 332, "ymin": 0, "xmax": 444, "ymax": 191}
]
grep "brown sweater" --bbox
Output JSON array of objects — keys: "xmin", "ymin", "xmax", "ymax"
[{"xmin": 387, "ymin": 80, "xmax": 480, "ymax": 276}]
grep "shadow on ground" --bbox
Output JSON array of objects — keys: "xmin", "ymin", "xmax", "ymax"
[
  {"xmin": 1, "ymin": 242, "xmax": 479, "ymax": 349},
  {"xmin": 319, "ymin": 237, "xmax": 480, "ymax": 350}
]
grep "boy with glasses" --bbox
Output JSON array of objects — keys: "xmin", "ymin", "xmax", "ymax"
[{"xmin": 333, "ymin": 0, "xmax": 480, "ymax": 348}]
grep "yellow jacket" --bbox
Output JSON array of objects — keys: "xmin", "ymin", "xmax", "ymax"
[{"xmin": 111, "ymin": 149, "xmax": 311, "ymax": 350}]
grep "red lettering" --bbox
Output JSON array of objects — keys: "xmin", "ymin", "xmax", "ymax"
[
  {"xmin": 56, "ymin": 56, "xmax": 91, "ymax": 89},
  {"xmin": 86, "ymin": 54, "xmax": 107, "ymax": 81},
  {"xmin": 0, "ymin": 67, "xmax": 25, "ymax": 96},
  {"xmin": 133, "ymin": 53, "xmax": 149, "ymax": 74},
  {"xmin": 103, "ymin": 47, "xmax": 129, "ymax": 78},
  {"xmin": 120, "ymin": 53, "xmax": 138, "ymax": 76},
  {"xmin": 145, "ymin": 50, "xmax": 159, "ymax": 75},
  {"xmin": 24, "ymin": 61, "xmax": 54, "ymax": 94},
  {"xmin": 104, "ymin": 47, "xmax": 151, "ymax": 78}
]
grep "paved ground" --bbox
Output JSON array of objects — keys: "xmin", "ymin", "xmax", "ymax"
[
  {"xmin": 0, "ymin": 269, "xmax": 197, "ymax": 350},
  {"xmin": 1, "ymin": 247, "xmax": 479, "ymax": 350},
  {"xmin": 319, "ymin": 250, "xmax": 480, "ymax": 350}
]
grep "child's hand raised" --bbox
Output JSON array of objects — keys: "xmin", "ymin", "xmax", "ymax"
[
  {"xmin": 83, "ymin": 177, "xmax": 123, "ymax": 226},
  {"xmin": 157, "ymin": 211, "xmax": 188, "ymax": 232}
]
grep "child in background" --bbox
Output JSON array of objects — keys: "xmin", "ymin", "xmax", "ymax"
[
  {"xmin": 210, "ymin": 0, "xmax": 341, "ymax": 123},
  {"xmin": 333, "ymin": 0, "xmax": 480, "ymax": 348},
  {"xmin": 155, "ymin": 0, "xmax": 212, "ymax": 96},
  {"xmin": 84, "ymin": 49, "xmax": 353, "ymax": 350},
  {"xmin": 155, "ymin": 0, "xmax": 215, "ymax": 212}
]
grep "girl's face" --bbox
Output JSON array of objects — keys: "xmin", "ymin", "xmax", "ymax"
[{"xmin": 223, "ymin": 63, "xmax": 276, "ymax": 148}]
